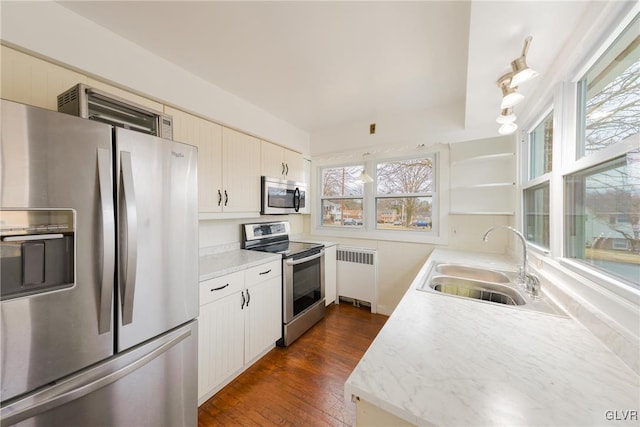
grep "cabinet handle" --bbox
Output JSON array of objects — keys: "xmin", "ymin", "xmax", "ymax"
[
  {"xmin": 282, "ymin": 162, "xmax": 285, "ymax": 175},
  {"xmin": 241, "ymin": 291, "xmax": 246, "ymax": 309},
  {"xmin": 246, "ymin": 289, "xmax": 250, "ymax": 307},
  {"xmin": 285, "ymin": 163, "xmax": 289, "ymax": 175},
  {"xmin": 224, "ymin": 190, "xmax": 229, "ymax": 206},
  {"xmin": 217, "ymin": 190, "xmax": 222, "ymax": 206},
  {"xmin": 259, "ymin": 269, "xmax": 271, "ymax": 275},
  {"xmin": 210, "ymin": 284, "xmax": 229, "ymax": 292}
]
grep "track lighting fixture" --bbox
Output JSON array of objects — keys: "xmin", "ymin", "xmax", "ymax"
[
  {"xmin": 498, "ymin": 73, "xmax": 524, "ymax": 109},
  {"xmin": 510, "ymin": 36, "xmax": 538, "ymax": 88},
  {"xmin": 496, "ymin": 108, "xmax": 516, "ymax": 124},
  {"xmin": 495, "ymin": 36, "xmax": 538, "ymax": 135},
  {"xmin": 498, "ymin": 122, "xmax": 518, "ymax": 135}
]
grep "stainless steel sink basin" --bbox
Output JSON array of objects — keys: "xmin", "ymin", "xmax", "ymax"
[
  {"xmin": 435, "ymin": 264, "xmax": 511, "ymax": 283},
  {"xmin": 429, "ymin": 276, "xmax": 526, "ymax": 306},
  {"xmin": 417, "ymin": 261, "xmax": 567, "ymax": 317}
]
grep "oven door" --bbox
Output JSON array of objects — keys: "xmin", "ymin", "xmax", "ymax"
[
  {"xmin": 283, "ymin": 250, "xmax": 325, "ymax": 323},
  {"xmin": 261, "ymin": 177, "xmax": 307, "ymax": 215}
]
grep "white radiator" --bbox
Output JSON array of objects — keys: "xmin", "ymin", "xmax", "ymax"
[{"xmin": 336, "ymin": 246, "xmax": 378, "ymax": 313}]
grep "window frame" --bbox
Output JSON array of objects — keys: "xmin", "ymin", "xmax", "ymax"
[
  {"xmin": 318, "ymin": 163, "xmax": 366, "ymax": 229},
  {"xmin": 519, "ymin": 8, "xmax": 640, "ymax": 300},
  {"xmin": 521, "ymin": 104, "xmax": 555, "ymax": 254},
  {"xmin": 314, "ymin": 146, "xmax": 449, "ymax": 245}
]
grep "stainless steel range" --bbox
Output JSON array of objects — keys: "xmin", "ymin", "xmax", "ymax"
[{"xmin": 242, "ymin": 221, "xmax": 325, "ymax": 346}]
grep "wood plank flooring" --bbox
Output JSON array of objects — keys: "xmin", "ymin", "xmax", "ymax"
[{"xmin": 198, "ymin": 303, "xmax": 388, "ymax": 427}]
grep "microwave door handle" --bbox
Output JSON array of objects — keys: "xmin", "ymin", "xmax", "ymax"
[
  {"xmin": 293, "ymin": 187, "xmax": 300, "ymax": 212},
  {"xmin": 285, "ymin": 249, "xmax": 324, "ymax": 266},
  {"xmin": 120, "ymin": 151, "xmax": 138, "ymax": 325},
  {"xmin": 97, "ymin": 148, "xmax": 115, "ymax": 334}
]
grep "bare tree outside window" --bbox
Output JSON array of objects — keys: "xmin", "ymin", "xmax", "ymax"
[
  {"xmin": 583, "ymin": 54, "xmax": 639, "ymax": 155},
  {"xmin": 321, "ymin": 166, "xmax": 364, "ymax": 227},
  {"xmin": 568, "ymin": 27, "xmax": 640, "ymax": 286},
  {"xmin": 376, "ymin": 158, "xmax": 433, "ymax": 231}
]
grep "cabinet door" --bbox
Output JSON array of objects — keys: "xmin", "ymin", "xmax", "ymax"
[
  {"xmin": 324, "ymin": 245, "xmax": 337, "ymax": 306},
  {"xmin": 261, "ymin": 140, "xmax": 285, "ymax": 178},
  {"xmin": 244, "ymin": 276, "xmax": 282, "ymax": 363},
  {"xmin": 198, "ymin": 292, "xmax": 245, "ymax": 402},
  {"xmin": 222, "ymin": 127, "xmax": 260, "ymax": 213},
  {"xmin": 166, "ymin": 107, "xmax": 223, "ymax": 213},
  {"xmin": 284, "ymin": 149, "xmax": 305, "ymax": 182}
]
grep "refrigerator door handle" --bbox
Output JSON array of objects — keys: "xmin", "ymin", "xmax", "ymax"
[
  {"xmin": 0, "ymin": 327, "xmax": 192, "ymax": 427},
  {"xmin": 120, "ymin": 151, "xmax": 138, "ymax": 325},
  {"xmin": 98, "ymin": 148, "xmax": 115, "ymax": 334}
]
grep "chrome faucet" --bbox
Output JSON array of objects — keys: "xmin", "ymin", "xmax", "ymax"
[{"xmin": 482, "ymin": 225, "xmax": 541, "ymax": 298}]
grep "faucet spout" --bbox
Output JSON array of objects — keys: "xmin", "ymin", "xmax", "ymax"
[{"xmin": 482, "ymin": 225, "xmax": 529, "ymax": 284}]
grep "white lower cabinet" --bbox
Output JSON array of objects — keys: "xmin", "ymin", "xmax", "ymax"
[
  {"xmin": 324, "ymin": 245, "xmax": 337, "ymax": 306},
  {"xmin": 198, "ymin": 260, "xmax": 282, "ymax": 404}
]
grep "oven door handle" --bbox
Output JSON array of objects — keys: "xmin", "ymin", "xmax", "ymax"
[{"xmin": 285, "ymin": 249, "xmax": 325, "ymax": 266}]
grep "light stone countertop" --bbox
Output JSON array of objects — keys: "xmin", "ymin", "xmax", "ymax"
[
  {"xmin": 199, "ymin": 249, "xmax": 281, "ymax": 282},
  {"xmin": 344, "ymin": 248, "xmax": 640, "ymax": 426}
]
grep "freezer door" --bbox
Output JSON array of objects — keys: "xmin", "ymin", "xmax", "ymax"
[
  {"xmin": 0, "ymin": 320, "xmax": 198, "ymax": 427},
  {"xmin": 0, "ymin": 100, "xmax": 115, "ymax": 401},
  {"xmin": 115, "ymin": 128, "xmax": 198, "ymax": 351}
]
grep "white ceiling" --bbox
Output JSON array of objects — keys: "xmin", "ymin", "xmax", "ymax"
[{"xmin": 58, "ymin": 1, "xmax": 595, "ymax": 134}]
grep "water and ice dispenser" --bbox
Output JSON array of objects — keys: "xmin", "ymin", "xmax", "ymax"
[{"xmin": 0, "ymin": 210, "xmax": 75, "ymax": 300}]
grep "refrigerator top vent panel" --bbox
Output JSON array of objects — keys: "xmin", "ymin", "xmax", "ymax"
[{"xmin": 57, "ymin": 83, "xmax": 173, "ymax": 140}]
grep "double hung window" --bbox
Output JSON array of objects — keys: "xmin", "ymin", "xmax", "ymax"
[
  {"xmin": 523, "ymin": 110, "xmax": 554, "ymax": 250},
  {"xmin": 320, "ymin": 166, "xmax": 364, "ymax": 227},
  {"xmin": 319, "ymin": 153, "xmax": 438, "ymax": 239},
  {"xmin": 565, "ymin": 14, "xmax": 639, "ymax": 287},
  {"xmin": 375, "ymin": 157, "xmax": 434, "ymax": 232}
]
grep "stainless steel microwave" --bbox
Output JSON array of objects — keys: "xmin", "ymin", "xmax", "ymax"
[{"xmin": 261, "ymin": 176, "xmax": 308, "ymax": 215}]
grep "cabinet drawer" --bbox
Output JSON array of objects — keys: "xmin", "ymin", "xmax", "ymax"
[
  {"xmin": 200, "ymin": 270, "xmax": 244, "ymax": 306},
  {"xmin": 245, "ymin": 260, "xmax": 281, "ymax": 287}
]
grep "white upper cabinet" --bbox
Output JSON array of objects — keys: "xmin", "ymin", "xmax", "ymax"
[
  {"xmin": 167, "ymin": 107, "xmax": 260, "ymax": 218},
  {"xmin": 261, "ymin": 140, "xmax": 304, "ymax": 182},
  {"xmin": 222, "ymin": 127, "xmax": 261, "ymax": 213},
  {"xmin": 165, "ymin": 106, "xmax": 223, "ymax": 213}
]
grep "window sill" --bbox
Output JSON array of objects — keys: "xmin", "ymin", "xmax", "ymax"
[
  {"xmin": 558, "ymin": 258, "xmax": 640, "ymax": 303},
  {"xmin": 312, "ymin": 226, "xmax": 448, "ymax": 245}
]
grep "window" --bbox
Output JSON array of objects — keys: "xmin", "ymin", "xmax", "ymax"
[
  {"xmin": 565, "ymin": 152, "xmax": 640, "ymax": 286},
  {"xmin": 523, "ymin": 109, "xmax": 553, "ymax": 249},
  {"xmin": 529, "ymin": 111, "xmax": 553, "ymax": 179},
  {"xmin": 320, "ymin": 166, "xmax": 364, "ymax": 227},
  {"xmin": 576, "ymin": 15, "xmax": 639, "ymax": 158},
  {"xmin": 565, "ymin": 14, "xmax": 640, "ymax": 288},
  {"xmin": 375, "ymin": 157, "xmax": 434, "ymax": 232},
  {"xmin": 524, "ymin": 183, "xmax": 550, "ymax": 249},
  {"xmin": 318, "ymin": 152, "xmax": 440, "ymax": 241}
]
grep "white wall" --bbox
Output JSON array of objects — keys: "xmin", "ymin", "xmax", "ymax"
[
  {"xmin": 311, "ymin": 102, "xmax": 496, "ymax": 157},
  {"xmin": 0, "ymin": 1, "xmax": 310, "ymax": 155}
]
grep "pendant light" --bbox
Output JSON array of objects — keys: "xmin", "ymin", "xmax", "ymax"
[
  {"xmin": 510, "ymin": 36, "xmax": 538, "ymax": 88},
  {"xmin": 355, "ymin": 152, "xmax": 373, "ymax": 184},
  {"xmin": 498, "ymin": 121, "xmax": 518, "ymax": 135},
  {"xmin": 496, "ymin": 108, "xmax": 517, "ymax": 124},
  {"xmin": 498, "ymin": 73, "xmax": 524, "ymax": 109}
]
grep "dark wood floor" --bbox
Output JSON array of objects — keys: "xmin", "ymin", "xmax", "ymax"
[{"xmin": 198, "ymin": 303, "xmax": 388, "ymax": 427}]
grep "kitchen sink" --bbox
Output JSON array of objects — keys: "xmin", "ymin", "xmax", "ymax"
[
  {"xmin": 429, "ymin": 276, "xmax": 526, "ymax": 306},
  {"xmin": 418, "ymin": 262, "xmax": 567, "ymax": 317},
  {"xmin": 434, "ymin": 264, "xmax": 511, "ymax": 283}
]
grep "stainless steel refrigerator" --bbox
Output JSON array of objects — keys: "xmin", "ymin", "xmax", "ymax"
[{"xmin": 0, "ymin": 99, "xmax": 199, "ymax": 426}]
